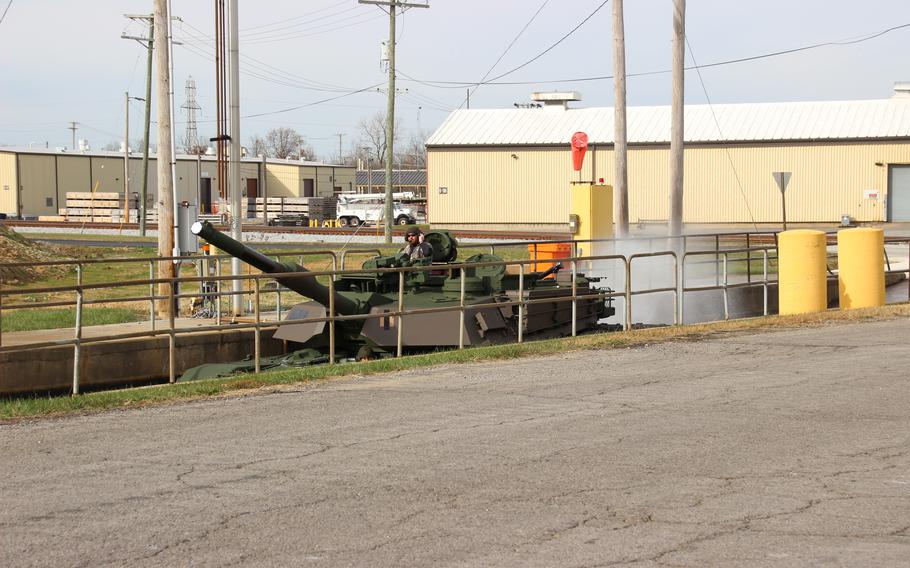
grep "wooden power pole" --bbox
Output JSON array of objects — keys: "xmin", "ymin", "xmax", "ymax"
[
  {"xmin": 359, "ymin": 0, "xmax": 429, "ymax": 243},
  {"xmin": 153, "ymin": 0, "xmax": 175, "ymax": 317},
  {"xmin": 612, "ymin": 0, "xmax": 629, "ymax": 237},
  {"xmin": 668, "ymin": 0, "xmax": 686, "ymax": 237}
]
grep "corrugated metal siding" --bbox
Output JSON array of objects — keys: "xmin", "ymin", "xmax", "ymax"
[
  {"xmin": 0, "ymin": 153, "xmax": 17, "ymax": 215},
  {"xmin": 264, "ymin": 163, "xmax": 299, "ymax": 197},
  {"xmin": 58, "ymin": 155, "xmax": 90, "ymax": 197},
  {"xmin": 428, "ymin": 141, "xmax": 910, "ymax": 225},
  {"xmin": 18, "ymin": 155, "xmax": 57, "ymax": 216},
  {"xmin": 427, "ymin": 99, "xmax": 910, "ymax": 147}
]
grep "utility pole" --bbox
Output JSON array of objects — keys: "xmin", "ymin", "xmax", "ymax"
[
  {"xmin": 359, "ymin": 0, "xmax": 429, "ymax": 243},
  {"xmin": 122, "ymin": 13, "xmax": 154, "ymax": 236},
  {"xmin": 123, "ymin": 91, "xmax": 129, "ymax": 223},
  {"xmin": 153, "ymin": 0, "xmax": 175, "ymax": 317},
  {"xmin": 336, "ymin": 133, "xmax": 345, "ymax": 163},
  {"xmin": 228, "ymin": 0, "xmax": 243, "ymax": 316},
  {"xmin": 68, "ymin": 122, "xmax": 78, "ymax": 150},
  {"xmin": 668, "ymin": 0, "xmax": 685, "ymax": 237},
  {"xmin": 612, "ymin": 0, "xmax": 629, "ymax": 237}
]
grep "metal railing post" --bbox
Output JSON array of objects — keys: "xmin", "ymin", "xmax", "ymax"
[
  {"xmin": 397, "ymin": 270, "xmax": 404, "ymax": 357},
  {"xmin": 517, "ymin": 264, "xmax": 524, "ymax": 343},
  {"xmin": 73, "ymin": 264, "xmax": 84, "ymax": 396},
  {"xmin": 746, "ymin": 233, "xmax": 752, "ymax": 284},
  {"xmin": 168, "ymin": 276, "xmax": 176, "ymax": 383},
  {"xmin": 275, "ymin": 279, "xmax": 282, "ymax": 322},
  {"xmin": 571, "ymin": 259, "xmax": 577, "ymax": 337},
  {"xmin": 254, "ymin": 277, "xmax": 261, "ymax": 373},
  {"xmin": 762, "ymin": 250, "xmax": 769, "ymax": 316},
  {"xmin": 679, "ymin": 252, "xmax": 686, "ymax": 325},
  {"xmin": 673, "ymin": 253, "xmax": 679, "ymax": 326},
  {"xmin": 215, "ymin": 257, "xmax": 222, "ymax": 327},
  {"xmin": 714, "ymin": 234, "xmax": 720, "ymax": 286},
  {"xmin": 624, "ymin": 257, "xmax": 632, "ymax": 331},
  {"xmin": 722, "ymin": 253, "xmax": 729, "ymax": 321},
  {"xmin": 328, "ymin": 274, "xmax": 336, "ymax": 364},
  {"xmin": 148, "ymin": 260, "xmax": 156, "ymax": 331},
  {"xmin": 458, "ymin": 267, "xmax": 465, "ymax": 350}
]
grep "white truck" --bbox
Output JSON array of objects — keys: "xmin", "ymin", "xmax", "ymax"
[{"xmin": 336, "ymin": 193, "xmax": 418, "ymax": 227}]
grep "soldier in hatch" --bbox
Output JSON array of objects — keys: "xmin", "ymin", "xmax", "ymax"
[{"xmin": 401, "ymin": 226, "xmax": 433, "ymax": 260}]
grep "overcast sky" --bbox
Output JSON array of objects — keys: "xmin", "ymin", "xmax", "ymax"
[{"xmin": 1, "ymin": 0, "xmax": 908, "ymax": 161}]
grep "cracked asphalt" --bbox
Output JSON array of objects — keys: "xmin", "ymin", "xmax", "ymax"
[{"xmin": 2, "ymin": 318, "xmax": 910, "ymax": 567}]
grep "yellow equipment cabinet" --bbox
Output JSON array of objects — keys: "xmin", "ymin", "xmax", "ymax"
[{"xmin": 570, "ymin": 183, "xmax": 613, "ymax": 243}]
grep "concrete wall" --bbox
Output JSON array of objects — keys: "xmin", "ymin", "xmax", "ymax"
[{"xmin": 427, "ymin": 141, "xmax": 910, "ymax": 228}]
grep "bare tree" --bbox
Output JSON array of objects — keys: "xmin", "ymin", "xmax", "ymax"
[
  {"xmin": 358, "ymin": 111, "xmax": 400, "ymax": 167},
  {"xmin": 265, "ymin": 127, "xmax": 312, "ymax": 159},
  {"xmin": 399, "ymin": 128, "xmax": 429, "ymax": 169},
  {"xmin": 248, "ymin": 134, "xmax": 267, "ymax": 157}
]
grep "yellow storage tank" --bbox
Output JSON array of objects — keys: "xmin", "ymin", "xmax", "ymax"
[
  {"xmin": 837, "ymin": 227, "xmax": 885, "ymax": 309},
  {"xmin": 778, "ymin": 230, "xmax": 828, "ymax": 315}
]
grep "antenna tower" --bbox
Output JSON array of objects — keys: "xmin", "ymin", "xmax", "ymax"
[{"xmin": 181, "ymin": 76, "xmax": 202, "ymax": 151}]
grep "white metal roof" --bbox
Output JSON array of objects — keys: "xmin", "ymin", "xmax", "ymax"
[{"xmin": 426, "ymin": 98, "xmax": 910, "ymax": 147}]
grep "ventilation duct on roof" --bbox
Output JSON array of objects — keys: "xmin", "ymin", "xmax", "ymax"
[
  {"xmin": 531, "ymin": 91, "xmax": 581, "ymax": 110},
  {"xmin": 893, "ymin": 82, "xmax": 910, "ymax": 98}
]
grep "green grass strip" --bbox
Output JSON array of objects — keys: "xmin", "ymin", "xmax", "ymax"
[{"xmin": 1, "ymin": 307, "xmax": 142, "ymax": 332}]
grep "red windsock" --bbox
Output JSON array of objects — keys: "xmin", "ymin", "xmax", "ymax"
[{"xmin": 571, "ymin": 131, "xmax": 588, "ymax": 171}]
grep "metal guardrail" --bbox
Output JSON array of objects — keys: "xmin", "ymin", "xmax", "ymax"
[{"xmin": 2, "ymin": 233, "xmax": 909, "ymax": 395}]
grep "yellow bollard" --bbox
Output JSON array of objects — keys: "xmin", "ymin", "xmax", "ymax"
[
  {"xmin": 837, "ymin": 228, "xmax": 885, "ymax": 309},
  {"xmin": 778, "ymin": 229, "xmax": 828, "ymax": 315}
]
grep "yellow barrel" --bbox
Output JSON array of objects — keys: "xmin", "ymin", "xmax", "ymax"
[
  {"xmin": 837, "ymin": 227, "xmax": 885, "ymax": 309},
  {"xmin": 778, "ymin": 230, "xmax": 828, "ymax": 315}
]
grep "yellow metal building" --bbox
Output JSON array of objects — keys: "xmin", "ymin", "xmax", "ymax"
[
  {"xmin": 0, "ymin": 149, "xmax": 354, "ymax": 218},
  {"xmin": 426, "ymin": 88, "xmax": 910, "ymax": 231}
]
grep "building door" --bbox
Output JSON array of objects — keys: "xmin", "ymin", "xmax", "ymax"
[
  {"xmin": 888, "ymin": 165, "xmax": 910, "ymax": 222},
  {"xmin": 303, "ymin": 178, "xmax": 315, "ymax": 197},
  {"xmin": 246, "ymin": 178, "xmax": 258, "ymax": 199},
  {"xmin": 200, "ymin": 178, "xmax": 212, "ymax": 213}
]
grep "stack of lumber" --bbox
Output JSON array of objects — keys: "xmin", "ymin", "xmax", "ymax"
[
  {"xmin": 63, "ymin": 192, "xmax": 158, "ymax": 223},
  {"xmin": 245, "ymin": 197, "xmax": 309, "ymax": 218},
  {"xmin": 307, "ymin": 197, "xmax": 337, "ymax": 221}
]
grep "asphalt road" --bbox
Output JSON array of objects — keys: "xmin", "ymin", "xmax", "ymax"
[{"xmin": 3, "ymin": 319, "xmax": 910, "ymax": 567}]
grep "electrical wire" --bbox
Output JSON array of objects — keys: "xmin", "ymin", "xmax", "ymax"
[
  {"xmin": 0, "ymin": 0, "xmax": 12, "ymax": 26},
  {"xmin": 239, "ymin": 0, "xmax": 350, "ymax": 33},
  {"xmin": 459, "ymin": 0, "xmax": 551, "ymax": 109},
  {"xmin": 399, "ymin": 21, "xmax": 910, "ymax": 88},
  {"xmin": 684, "ymin": 36, "xmax": 758, "ymax": 231}
]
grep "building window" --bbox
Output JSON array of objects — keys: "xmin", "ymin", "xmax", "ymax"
[{"xmin": 46, "ymin": 197, "xmax": 54, "ymax": 207}]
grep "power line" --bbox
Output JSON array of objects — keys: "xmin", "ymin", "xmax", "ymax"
[
  {"xmin": 0, "ymin": 0, "xmax": 12, "ymax": 26},
  {"xmin": 459, "ymin": 0, "xmax": 551, "ymax": 110},
  {"xmin": 399, "ymin": 21, "xmax": 910, "ymax": 89},
  {"xmin": 239, "ymin": 0, "xmax": 349, "ymax": 33}
]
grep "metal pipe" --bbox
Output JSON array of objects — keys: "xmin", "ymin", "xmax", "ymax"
[
  {"xmin": 148, "ymin": 260, "xmax": 156, "ymax": 330},
  {"xmin": 679, "ymin": 252, "xmax": 686, "ymax": 325},
  {"xmin": 762, "ymin": 250, "xmax": 769, "ymax": 316},
  {"xmin": 72, "ymin": 281, "xmax": 83, "ymax": 396},
  {"xmin": 254, "ymin": 277, "xmax": 261, "ymax": 373},
  {"xmin": 722, "ymin": 253, "xmax": 729, "ymax": 321},
  {"xmin": 624, "ymin": 257, "xmax": 632, "ymax": 331},
  {"xmin": 168, "ymin": 277, "xmax": 175, "ymax": 383},
  {"xmin": 517, "ymin": 264, "xmax": 525, "ymax": 343},
  {"xmin": 397, "ymin": 270, "xmax": 404, "ymax": 357},
  {"xmin": 458, "ymin": 267, "xmax": 465, "ymax": 350},
  {"xmin": 328, "ymin": 275, "xmax": 335, "ymax": 364},
  {"xmin": 571, "ymin": 259, "xmax": 577, "ymax": 337}
]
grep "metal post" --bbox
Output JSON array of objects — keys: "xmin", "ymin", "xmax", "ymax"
[
  {"xmin": 328, "ymin": 275, "xmax": 336, "ymax": 364},
  {"xmin": 672, "ymin": 254, "xmax": 679, "ymax": 326},
  {"xmin": 168, "ymin": 276, "xmax": 176, "ymax": 383},
  {"xmin": 397, "ymin": 270, "xmax": 404, "ymax": 357},
  {"xmin": 714, "ymin": 234, "xmax": 720, "ymax": 286},
  {"xmin": 458, "ymin": 267, "xmax": 465, "ymax": 349},
  {"xmin": 746, "ymin": 233, "xmax": 752, "ymax": 284},
  {"xmin": 679, "ymin": 252, "xmax": 686, "ymax": 325},
  {"xmin": 215, "ymin": 257, "xmax": 222, "ymax": 326},
  {"xmin": 517, "ymin": 265, "xmax": 524, "ymax": 344},
  {"xmin": 254, "ymin": 277, "xmax": 261, "ymax": 373},
  {"xmin": 73, "ymin": 284, "xmax": 83, "ymax": 396},
  {"xmin": 762, "ymin": 250, "xmax": 769, "ymax": 316},
  {"xmin": 624, "ymin": 258, "xmax": 632, "ymax": 331},
  {"xmin": 275, "ymin": 279, "xmax": 282, "ymax": 322},
  {"xmin": 571, "ymin": 259, "xmax": 577, "ymax": 337},
  {"xmin": 148, "ymin": 260, "xmax": 156, "ymax": 330},
  {"xmin": 722, "ymin": 253, "xmax": 729, "ymax": 321}
]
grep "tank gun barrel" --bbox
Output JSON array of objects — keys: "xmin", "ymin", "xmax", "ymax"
[{"xmin": 191, "ymin": 220, "xmax": 359, "ymax": 315}]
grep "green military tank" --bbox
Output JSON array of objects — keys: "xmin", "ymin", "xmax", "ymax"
[{"xmin": 180, "ymin": 221, "xmax": 614, "ymax": 379}]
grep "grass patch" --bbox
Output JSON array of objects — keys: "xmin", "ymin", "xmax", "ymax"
[
  {"xmin": 1, "ymin": 306, "xmax": 143, "ymax": 332},
  {"xmin": 2, "ymin": 302, "xmax": 908, "ymax": 422}
]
